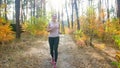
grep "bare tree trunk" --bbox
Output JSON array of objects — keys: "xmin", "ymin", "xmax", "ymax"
[
  {"xmin": 98, "ymin": 0, "xmax": 102, "ymax": 20},
  {"xmin": 58, "ymin": 11, "xmax": 61, "ymax": 33},
  {"xmin": 65, "ymin": 0, "xmax": 70, "ymax": 28},
  {"xmin": 43, "ymin": 0, "xmax": 46, "ymax": 16},
  {"xmin": 4, "ymin": 0, "xmax": 8, "ymax": 20},
  {"xmin": 106, "ymin": 0, "xmax": 110, "ymax": 20},
  {"xmin": 30, "ymin": 0, "xmax": 33, "ymax": 23},
  {"xmin": 57, "ymin": 11, "xmax": 60, "ymax": 22},
  {"xmin": 40, "ymin": 0, "xmax": 43, "ymax": 17},
  {"xmin": 61, "ymin": 8, "xmax": 65, "ymax": 33},
  {"xmin": 21, "ymin": 0, "xmax": 23, "ymax": 23},
  {"xmin": 117, "ymin": 0, "xmax": 120, "ymax": 24},
  {"xmin": 15, "ymin": 0, "xmax": 21, "ymax": 38},
  {"xmin": 0, "ymin": 0, "xmax": 2, "ymax": 17},
  {"xmin": 33, "ymin": 0, "xmax": 36, "ymax": 23},
  {"xmin": 71, "ymin": 0, "xmax": 74, "ymax": 29},
  {"xmin": 88, "ymin": 0, "xmax": 93, "ymax": 46},
  {"xmin": 74, "ymin": 0, "xmax": 80, "ymax": 30},
  {"xmin": 13, "ymin": 7, "xmax": 15, "ymax": 24},
  {"xmin": 22, "ymin": 0, "xmax": 26, "ymax": 22},
  {"xmin": 117, "ymin": 0, "xmax": 120, "ymax": 17},
  {"xmin": 36, "ymin": 5, "xmax": 40, "ymax": 18},
  {"xmin": 26, "ymin": 0, "xmax": 28, "ymax": 20}
]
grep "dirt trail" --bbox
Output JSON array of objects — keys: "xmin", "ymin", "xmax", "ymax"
[
  {"xmin": 23, "ymin": 35, "xmax": 115, "ymax": 68},
  {"xmin": 1, "ymin": 35, "xmax": 115, "ymax": 68}
]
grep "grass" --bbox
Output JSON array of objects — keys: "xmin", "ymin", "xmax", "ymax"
[{"xmin": 0, "ymin": 33, "xmax": 47, "ymax": 68}]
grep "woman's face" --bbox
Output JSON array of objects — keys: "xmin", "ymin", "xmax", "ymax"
[{"xmin": 52, "ymin": 15, "xmax": 57, "ymax": 21}]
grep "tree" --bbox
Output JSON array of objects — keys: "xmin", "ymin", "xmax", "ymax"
[
  {"xmin": 98, "ymin": 0, "xmax": 102, "ymax": 20},
  {"xmin": 0, "ymin": 0, "xmax": 2, "ymax": 17},
  {"xmin": 33, "ymin": 0, "xmax": 36, "ymax": 23},
  {"xmin": 71, "ymin": 0, "xmax": 74, "ymax": 29},
  {"xmin": 117, "ymin": 0, "xmax": 120, "ymax": 18},
  {"xmin": 61, "ymin": 8, "xmax": 65, "ymax": 33},
  {"xmin": 74, "ymin": 0, "xmax": 80, "ymax": 30},
  {"xmin": 106, "ymin": 0, "xmax": 110, "ymax": 20},
  {"xmin": 20, "ymin": 0, "xmax": 23, "ymax": 23},
  {"xmin": 7, "ymin": 0, "xmax": 14, "ymax": 21},
  {"xmin": 23, "ymin": 0, "xmax": 29, "ymax": 20},
  {"xmin": 15, "ymin": 0, "xmax": 21, "ymax": 38},
  {"xmin": 65, "ymin": 0, "xmax": 70, "ymax": 28},
  {"xmin": 43, "ymin": 0, "xmax": 46, "ymax": 16},
  {"xmin": 4, "ymin": 0, "xmax": 8, "ymax": 20}
]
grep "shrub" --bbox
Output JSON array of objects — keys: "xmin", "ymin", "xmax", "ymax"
[
  {"xmin": 0, "ymin": 18, "xmax": 15, "ymax": 44},
  {"xmin": 22, "ymin": 17, "xmax": 48, "ymax": 36}
]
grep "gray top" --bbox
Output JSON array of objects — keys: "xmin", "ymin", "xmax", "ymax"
[{"xmin": 48, "ymin": 21, "xmax": 59, "ymax": 37}]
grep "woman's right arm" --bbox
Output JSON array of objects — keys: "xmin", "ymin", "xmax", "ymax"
[
  {"xmin": 47, "ymin": 23, "xmax": 51, "ymax": 32},
  {"xmin": 47, "ymin": 22, "xmax": 58, "ymax": 32}
]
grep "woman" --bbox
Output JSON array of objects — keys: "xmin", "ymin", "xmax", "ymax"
[{"xmin": 47, "ymin": 14, "xmax": 59, "ymax": 68}]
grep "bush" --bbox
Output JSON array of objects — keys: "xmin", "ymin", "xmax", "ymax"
[
  {"xmin": 22, "ymin": 17, "xmax": 48, "ymax": 36},
  {"xmin": 0, "ymin": 18, "xmax": 15, "ymax": 44},
  {"xmin": 113, "ymin": 35, "xmax": 120, "ymax": 49}
]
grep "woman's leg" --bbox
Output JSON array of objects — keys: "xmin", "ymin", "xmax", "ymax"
[
  {"xmin": 53, "ymin": 37, "xmax": 59, "ymax": 62},
  {"xmin": 49, "ymin": 37, "xmax": 54, "ymax": 58}
]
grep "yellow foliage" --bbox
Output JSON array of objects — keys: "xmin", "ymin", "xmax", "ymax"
[
  {"xmin": 0, "ymin": 18, "xmax": 5, "ymax": 24},
  {"xmin": 21, "ymin": 22, "xmax": 28, "ymax": 31},
  {"xmin": 116, "ymin": 31, "xmax": 120, "ymax": 35},
  {"xmin": 0, "ymin": 4, "xmax": 7, "ymax": 8},
  {"xmin": 105, "ymin": 20, "xmax": 119, "ymax": 35},
  {"xmin": 36, "ymin": 30, "xmax": 48, "ymax": 36},
  {"xmin": 0, "ymin": 18, "xmax": 15, "ymax": 43},
  {"xmin": 64, "ymin": 27, "xmax": 71, "ymax": 34},
  {"xmin": 100, "ymin": 9, "xmax": 106, "ymax": 19},
  {"xmin": 92, "ymin": 42, "xmax": 106, "ymax": 50},
  {"xmin": 115, "ymin": 51, "xmax": 120, "ymax": 62},
  {"xmin": 21, "ymin": 20, "xmax": 48, "ymax": 36}
]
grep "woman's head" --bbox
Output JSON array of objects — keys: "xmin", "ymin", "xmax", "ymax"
[{"xmin": 52, "ymin": 14, "xmax": 57, "ymax": 22}]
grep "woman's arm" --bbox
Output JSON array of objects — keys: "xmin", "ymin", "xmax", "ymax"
[
  {"xmin": 47, "ymin": 23, "xmax": 51, "ymax": 32},
  {"xmin": 47, "ymin": 23, "xmax": 58, "ymax": 32}
]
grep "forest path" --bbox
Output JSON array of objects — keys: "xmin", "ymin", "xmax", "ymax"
[{"xmin": 1, "ymin": 35, "xmax": 115, "ymax": 68}]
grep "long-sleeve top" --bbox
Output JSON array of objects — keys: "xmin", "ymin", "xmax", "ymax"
[{"xmin": 47, "ymin": 21, "xmax": 59, "ymax": 37}]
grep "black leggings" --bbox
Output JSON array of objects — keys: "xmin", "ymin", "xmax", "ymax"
[{"xmin": 49, "ymin": 36, "xmax": 59, "ymax": 62}]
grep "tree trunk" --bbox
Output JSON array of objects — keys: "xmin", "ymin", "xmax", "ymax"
[
  {"xmin": 41, "ymin": 0, "xmax": 43, "ymax": 17},
  {"xmin": 4, "ymin": 0, "xmax": 8, "ymax": 20},
  {"xmin": 21, "ymin": 0, "xmax": 23, "ymax": 23},
  {"xmin": 61, "ymin": 8, "xmax": 65, "ymax": 33},
  {"xmin": 30, "ymin": 0, "xmax": 33, "ymax": 23},
  {"xmin": 43, "ymin": 0, "xmax": 46, "ymax": 16},
  {"xmin": 0, "ymin": 0, "xmax": 2, "ymax": 17},
  {"xmin": 74, "ymin": 0, "xmax": 80, "ymax": 30},
  {"xmin": 106, "ymin": 0, "xmax": 110, "ymax": 20},
  {"xmin": 26, "ymin": 0, "xmax": 28, "ymax": 20},
  {"xmin": 65, "ymin": 0, "xmax": 70, "ymax": 28},
  {"xmin": 98, "ymin": 0, "xmax": 102, "ymax": 20},
  {"xmin": 117, "ymin": 0, "xmax": 120, "ymax": 17},
  {"xmin": 57, "ymin": 11, "xmax": 60, "ymax": 22},
  {"xmin": 15, "ymin": 0, "xmax": 21, "ymax": 38},
  {"xmin": 33, "ymin": 0, "xmax": 35, "ymax": 23},
  {"xmin": 36, "ymin": 5, "xmax": 40, "ymax": 18},
  {"xmin": 117, "ymin": 0, "xmax": 120, "ymax": 24},
  {"xmin": 71, "ymin": 0, "xmax": 74, "ymax": 29},
  {"xmin": 22, "ymin": 1, "xmax": 26, "ymax": 22},
  {"xmin": 13, "ymin": 7, "xmax": 15, "ymax": 24}
]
